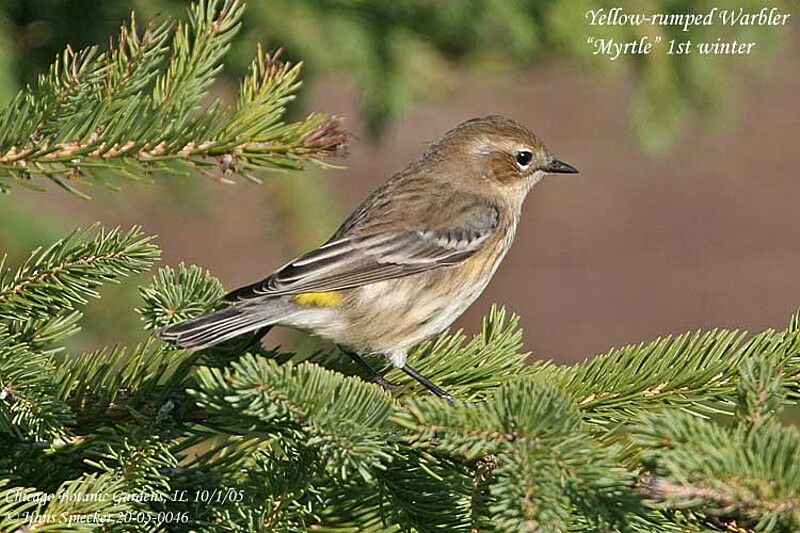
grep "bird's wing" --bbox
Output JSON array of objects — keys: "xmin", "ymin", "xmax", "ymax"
[{"xmin": 225, "ymin": 203, "xmax": 499, "ymax": 301}]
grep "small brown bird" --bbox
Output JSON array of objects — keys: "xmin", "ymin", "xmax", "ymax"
[{"xmin": 157, "ymin": 115, "xmax": 578, "ymax": 400}]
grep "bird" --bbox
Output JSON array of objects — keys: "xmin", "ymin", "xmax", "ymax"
[{"xmin": 156, "ymin": 115, "xmax": 578, "ymax": 401}]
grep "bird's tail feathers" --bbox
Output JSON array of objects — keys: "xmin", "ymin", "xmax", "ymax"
[{"xmin": 156, "ymin": 304, "xmax": 286, "ymax": 351}]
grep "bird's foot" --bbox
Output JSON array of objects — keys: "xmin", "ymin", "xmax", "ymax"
[{"xmin": 373, "ymin": 375, "xmax": 399, "ymax": 392}]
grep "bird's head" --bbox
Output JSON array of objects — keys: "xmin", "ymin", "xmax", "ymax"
[{"xmin": 429, "ymin": 115, "xmax": 578, "ymax": 192}]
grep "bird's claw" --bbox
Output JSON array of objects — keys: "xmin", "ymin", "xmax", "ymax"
[{"xmin": 374, "ymin": 376, "xmax": 399, "ymax": 392}]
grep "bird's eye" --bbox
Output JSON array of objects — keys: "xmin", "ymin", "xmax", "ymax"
[{"xmin": 515, "ymin": 150, "xmax": 533, "ymax": 169}]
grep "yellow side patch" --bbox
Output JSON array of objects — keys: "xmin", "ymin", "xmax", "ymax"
[{"xmin": 293, "ymin": 291, "xmax": 344, "ymax": 308}]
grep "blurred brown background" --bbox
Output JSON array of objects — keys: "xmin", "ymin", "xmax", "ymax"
[
  {"xmin": 1, "ymin": 0, "xmax": 798, "ymax": 364},
  {"xmin": 10, "ymin": 35, "xmax": 799, "ymax": 363}
]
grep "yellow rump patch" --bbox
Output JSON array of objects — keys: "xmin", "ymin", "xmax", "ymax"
[{"xmin": 293, "ymin": 291, "xmax": 344, "ymax": 308}]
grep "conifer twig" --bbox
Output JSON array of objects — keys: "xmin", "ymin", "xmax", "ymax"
[
  {"xmin": 0, "ymin": 225, "xmax": 159, "ymax": 321},
  {"xmin": 0, "ymin": 0, "xmax": 347, "ymax": 196}
]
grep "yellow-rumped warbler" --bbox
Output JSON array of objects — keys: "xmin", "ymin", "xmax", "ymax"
[{"xmin": 157, "ymin": 115, "xmax": 578, "ymax": 400}]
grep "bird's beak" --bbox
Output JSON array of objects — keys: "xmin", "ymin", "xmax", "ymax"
[{"xmin": 543, "ymin": 158, "xmax": 579, "ymax": 174}]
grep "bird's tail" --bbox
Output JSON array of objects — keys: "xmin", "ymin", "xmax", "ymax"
[{"xmin": 156, "ymin": 304, "xmax": 286, "ymax": 351}]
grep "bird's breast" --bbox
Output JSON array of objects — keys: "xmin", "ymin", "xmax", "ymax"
[{"xmin": 336, "ymin": 229, "xmax": 515, "ymax": 353}]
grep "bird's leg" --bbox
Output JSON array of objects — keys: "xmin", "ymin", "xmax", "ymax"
[
  {"xmin": 337, "ymin": 345, "xmax": 397, "ymax": 391},
  {"xmin": 401, "ymin": 364, "xmax": 454, "ymax": 403}
]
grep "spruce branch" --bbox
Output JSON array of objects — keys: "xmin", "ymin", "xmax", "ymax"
[
  {"xmin": 85, "ymin": 432, "xmax": 178, "ymax": 499},
  {"xmin": 395, "ymin": 380, "xmax": 583, "ymax": 459},
  {"xmin": 0, "ymin": 435, "xmax": 92, "ymax": 496},
  {"xmin": 633, "ymin": 411, "xmax": 800, "ymax": 530},
  {"xmin": 2, "ymin": 311, "xmax": 83, "ymax": 357},
  {"xmin": 533, "ymin": 324, "xmax": 800, "ymax": 429},
  {"xmin": 489, "ymin": 449, "xmax": 572, "ymax": 532},
  {"xmin": 53, "ymin": 340, "xmax": 197, "ymax": 428},
  {"xmin": 736, "ymin": 357, "xmax": 785, "ymax": 426},
  {"xmin": 190, "ymin": 356, "xmax": 396, "ymax": 483},
  {"xmin": 0, "ymin": 339, "xmax": 73, "ymax": 442},
  {"xmin": 0, "ymin": 225, "xmax": 159, "ymax": 322},
  {"xmin": 470, "ymin": 453, "xmax": 499, "ymax": 531},
  {"xmin": 152, "ymin": 0, "xmax": 243, "ymax": 120},
  {"xmin": 138, "ymin": 263, "xmax": 225, "ymax": 331},
  {"xmin": 395, "ymin": 381, "xmax": 639, "ymax": 531},
  {"xmin": 171, "ymin": 431, "xmax": 328, "ymax": 530},
  {"xmin": 0, "ymin": 0, "xmax": 347, "ymax": 195},
  {"xmin": 316, "ymin": 450, "xmax": 473, "ymax": 532}
]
